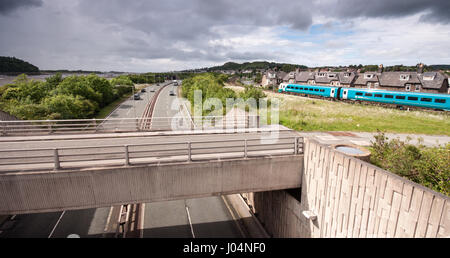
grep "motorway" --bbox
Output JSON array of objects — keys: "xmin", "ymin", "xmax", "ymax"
[
  {"xmin": 0, "ymin": 83, "xmax": 153, "ymax": 238},
  {"xmin": 0, "ymin": 82, "xmax": 270, "ymax": 238}
]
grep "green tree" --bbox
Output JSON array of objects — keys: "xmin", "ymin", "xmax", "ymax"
[
  {"xmin": 53, "ymin": 75, "xmax": 102, "ymax": 109},
  {"xmin": 85, "ymin": 74, "xmax": 115, "ymax": 107},
  {"xmin": 42, "ymin": 94, "xmax": 97, "ymax": 119}
]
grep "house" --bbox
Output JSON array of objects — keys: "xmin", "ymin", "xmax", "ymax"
[
  {"xmin": 418, "ymin": 72, "xmax": 448, "ymax": 94},
  {"xmin": 282, "ymin": 71, "xmax": 296, "ymax": 84},
  {"xmin": 353, "ymin": 72, "xmax": 380, "ymax": 89},
  {"xmin": 295, "ymin": 71, "xmax": 315, "ymax": 84},
  {"xmin": 378, "ymin": 72, "xmax": 422, "ymax": 92},
  {"xmin": 261, "ymin": 70, "xmax": 278, "ymax": 87},
  {"xmin": 337, "ymin": 72, "xmax": 357, "ymax": 87},
  {"xmin": 261, "ymin": 70, "xmax": 287, "ymax": 87},
  {"xmin": 378, "ymin": 70, "xmax": 448, "ymax": 94}
]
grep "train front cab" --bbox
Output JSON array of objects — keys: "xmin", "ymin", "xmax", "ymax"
[{"xmin": 278, "ymin": 83, "xmax": 288, "ymax": 93}]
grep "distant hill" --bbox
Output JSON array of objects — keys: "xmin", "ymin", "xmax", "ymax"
[
  {"xmin": 206, "ymin": 61, "xmax": 308, "ymax": 72},
  {"xmin": 0, "ymin": 56, "xmax": 39, "ymax": 74}
]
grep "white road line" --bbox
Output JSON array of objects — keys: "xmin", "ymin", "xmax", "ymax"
[
  {"xmin": 185, "ymin": 205, "xmax": 196, "ymax": 238},
  {"xmin": 103, "ymin": 206, "xmax": 114, "ymax": 234},
  {"xmin": 221, "ymin": 196, "xmax": 246, "ymax": 238},
  {"xmin": 48, "ymin": 210, "xmax": 66, "ymax": 238},
  {"xmin": 139, "ymin": 203, "xmax": 145, "ymax": 238}
]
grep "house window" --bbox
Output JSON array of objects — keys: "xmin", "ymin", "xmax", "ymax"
[
  {"xmin": 400, "ymin": 74, "xmax": 410, "ymax": 80},
  {"xmin": 317, "ymin": 73, "xmax": 326, "ymax": 77},
  {"xmin": 364, "ymin": 74, "xmax": 373, "ymax": 79},
  {"xmin": 405, "ymin": 85, "xmax": 411, "ymax": 91},
  {"xmin": 374, "ymin": 82, "xmax": 379, "ymax": 87},
  {"xmin": 415, "ymin": 85, "xmax": 420, "ymax": 92},
  {"xmin": 344, "ymin": 73, "xmax": 350, "ymax": 77},
  {"xmin": 328, "ymin": 74, "xmax": 336, "ymax": 78}
]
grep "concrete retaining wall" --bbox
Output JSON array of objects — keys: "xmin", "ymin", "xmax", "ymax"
[
  {"xmin": 0, "ymin": 155, "xmax": 303, "ymax": 215},
  {"xmin": 246, "ymin": 138, "xmax": 449, "ymax": 238}
]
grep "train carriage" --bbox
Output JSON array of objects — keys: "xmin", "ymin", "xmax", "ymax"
[
  {"xmin": 279, "ymin": 83, "xmax": 338, "ymax": 98},
  {"xmin": 342, "ymin": 88, "xmax": 450, "ymax": 110}
]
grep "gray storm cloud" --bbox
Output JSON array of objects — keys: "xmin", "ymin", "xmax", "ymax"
[
  {"xmin": 0, "ymin": 0, "xmax": 43, "ymax": 15},
  {"xmin": 0, "ymin": 0, "xmax": 448, "ymax": 72}
]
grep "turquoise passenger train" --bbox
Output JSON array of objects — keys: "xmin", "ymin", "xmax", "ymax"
[{"xmin": 278, "ymin": 83, "xmax": 450, "ymax": 111}]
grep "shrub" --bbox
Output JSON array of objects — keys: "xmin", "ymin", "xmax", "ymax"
[{"xmin": 370, "ymin": 131, "xmax": 449, "ymax": 196}]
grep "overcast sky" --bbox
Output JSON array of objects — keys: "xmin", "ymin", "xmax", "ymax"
[{"xmin": 0, "ymin": 0, "xmax": 449, "ymax": 72}]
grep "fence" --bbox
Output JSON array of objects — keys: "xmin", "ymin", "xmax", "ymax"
[
  {"xmin": 0, "ymin": 136, "xmax": 303, "ymax": 172},
  {"xmin": 0, "ymin": 115, "xmax": 262, "ymax": 136}
]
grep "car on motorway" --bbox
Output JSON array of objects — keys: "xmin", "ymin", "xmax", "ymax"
[
  {"xmin": 157, "ymin": 83, "xmax": 160, "ymax": 86},
  {"xmin": 169, "ymin": 90, "xmax": 175, "ymax": 96},
  {"xmin": 141, "ymin": 88, "xmax": 146, "ymax": 93},
  {"xmin": 134, "ymin": 93, "xmax": 140, "ymax": 100},
  {"xmin": 150, "ymin": 88, "xmax": 155, "ymax": 92}
]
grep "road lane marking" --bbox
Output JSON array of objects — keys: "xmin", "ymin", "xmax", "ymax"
[
  {"xmin": 48, "ymin": 210, "xmax": 66, "ymax": 238},
  {"xmin": 103, "ymin": 206, "xmax": 114, "ymax": 234},
  {"xmin": 185, "ymin": 204, "xmax": 196, "ymax": 238},
  {"xmin": 221, "ymin": 195, "xmax": 246, "ymax": 238},
  {"xmin": 139, "ymin": 203, "xmax": 145, "ymax": 238}
]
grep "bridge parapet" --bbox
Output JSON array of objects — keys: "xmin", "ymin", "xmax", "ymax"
[{"xmin": 0, "ymin": 154, "xmax": 303, "ymax": 215}]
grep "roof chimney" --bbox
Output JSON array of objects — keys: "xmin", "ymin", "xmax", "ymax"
[
  {"xmin": 417, "ymin": 63, "xmax": 424, "ymax": 74},
  {"xmin": 378, "ymin": 64, "xmax": 384, "ymax": 73}
]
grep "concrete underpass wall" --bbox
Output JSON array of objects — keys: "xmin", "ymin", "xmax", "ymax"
[
  {"xmin": 245, "ymin": 138, "xmax": 449, "ymax": 238},
  {"xmin": 0, "ymin": 155, "xmax": 303, "ymax": 215}
]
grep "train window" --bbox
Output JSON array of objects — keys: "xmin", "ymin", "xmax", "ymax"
[
  {"xmin": 395, "ymin": 96, "xmax": 406, "ymax": 100},
  {"xmin": 435, "ymin": 99, "xmax": 446, "ymax": 103},
  {"xmin": 421, "ymin": 98, "xmax": 432, "ymax": 102},
  {"xmin": 365, "ymin": 93, "xmax": 373, "ymax": 97},
  {"xmin": 320, "ymin": 89, "xmax": 325, "ymax": 92},
  {"xmin": 407, "ymin": 97, "xmax": 418, "ymax": 101},
  {"xmin": 299, "ymin": 88, "xmax": 303, "ymax": 90},
  {"xmin": 375, "ymin": 94, "xmax": 383, "ymax": 97},
  {"xmin": 385, "ymin": 95, "xmax": 393, "ymax": 98},
  {"xmin": 314, "ymin": 89, "xmax": 319, "ymax": 92},
  {"xmin": 355, "ymin": 92, "xmax": 363, "ymax": 96},
  {"xmin": 310, "ymin": 88, "xmax": 314, "ymax": 91}
]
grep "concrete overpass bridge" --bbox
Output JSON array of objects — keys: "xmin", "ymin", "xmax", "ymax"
[{"xmin": 0, "ymin": 130, "xmax": 304, "ymax": 215}]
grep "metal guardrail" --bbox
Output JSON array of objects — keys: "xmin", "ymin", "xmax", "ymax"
[
  {"xmin": 0, "ymin": 136, "xmax": 304, "ymax": 172},
  {"xmin": 139, "ymin": 81, "xmax": 173, "ymax": 130},
  {"xmin": 0, "ymin": 115, "xmax": 261, "ymax": 136}
]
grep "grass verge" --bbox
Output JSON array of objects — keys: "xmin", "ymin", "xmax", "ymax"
[
  {"xmin": 226, "ymin": 85, "xmax": 450, "ymax": 135},
  {"xmin": 95, "ymin": 94, "xmax": 131, "ymax": 119}
]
